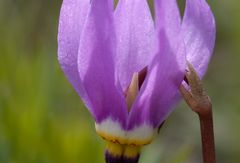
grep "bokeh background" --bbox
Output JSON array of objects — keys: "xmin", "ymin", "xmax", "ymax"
[{"xmin": 0, "ymin": 0, "xmax": 239, "ymax": 162}]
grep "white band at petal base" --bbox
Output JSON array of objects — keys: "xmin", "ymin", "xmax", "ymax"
[{"xmin": 95, "ymin": 117, "xmax": 157, "ymax": 146}]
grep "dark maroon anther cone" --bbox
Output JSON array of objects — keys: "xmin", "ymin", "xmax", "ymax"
[
  {"xmin": 122, "ymin": 155, "xmax": 140, "ymax": 163},
  {"xmin": 105, "ymin": 151, "xmax": 122, "ymax": 163},
  {"xmin": 105, "ymin": 150, "xmax": 140, "ymax": 163}
]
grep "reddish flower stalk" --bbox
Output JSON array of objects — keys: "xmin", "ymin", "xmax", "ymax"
[
  {"xmin": 199, "ymin": 108, "xmax": 215, "ymax": 163},
  {"xmin": 180, "ymin": 62, "xmax": 216, "ymax": 163}
]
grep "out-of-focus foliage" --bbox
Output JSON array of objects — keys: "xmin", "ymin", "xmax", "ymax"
[{"xmin": 0, "ymin": 0, "xmax": 239, "ymax": 163}]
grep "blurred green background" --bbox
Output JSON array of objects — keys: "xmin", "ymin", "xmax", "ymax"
[{"xmin": 0, "ymin": 0, "xmax": 239, "ymax": 162}]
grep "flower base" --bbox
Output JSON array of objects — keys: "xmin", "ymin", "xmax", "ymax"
[{"xmin": 105, "ymin": 141, "xmax": 140, "ymax": 163}]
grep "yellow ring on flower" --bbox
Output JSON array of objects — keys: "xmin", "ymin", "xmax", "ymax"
[{"xmin": 96, "ymin": 130, "xmax": 153, "ymax": 146}]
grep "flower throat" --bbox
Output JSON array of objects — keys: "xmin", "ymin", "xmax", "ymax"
[{"xmin": 104, "ymin": 67, "xmax": 148, "ymax": 163}]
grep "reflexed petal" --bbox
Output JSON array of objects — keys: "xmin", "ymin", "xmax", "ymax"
[
  {"xmin": 114, "ymin": 0, "xmax": 155, "ymax": 90},
  {"xmin": 182, "ymin": 0, "xmax": 216, "ymax": 78},
  {"xmin": 78, "ymin": 0, "xmax": 128, "ymax": 126},
  {"xmin": 58, "ymin": 0, "xmax": 91, "ymax": 107},
  {"xmin": 154, "ymin": 0, "xmax": 181, "ymax": 47},
  {"xmin": 128, "ymin": 0, "xmax": 185, "ymax": 129}
]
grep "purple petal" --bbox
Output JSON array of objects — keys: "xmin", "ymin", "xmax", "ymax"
[
  {"xmin": 114, "ymin": 0, "xmax": 155, "ymax": 91},
  {"xmin": 58, "ymin": 0, "xmax": 91, "ymax": 108},
  {"xmin": 182, "ymin": 0, "xmax": 216, "ymax": 78},
  {"xmin": 128, "ymin": 0, "xmax": 185, "ymax": 129},
  {"xmin": 78, "ymin": 0, "xmax": 128, "ymax": 126}
]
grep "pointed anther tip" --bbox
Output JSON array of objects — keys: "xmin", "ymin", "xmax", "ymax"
[
  {"xmin": 180, "ymin": 62, "xmax": 212, "ymax": 115},
  {"xmin": 105, "ymin": 141, "xmax": 141, "ymax": 163}
]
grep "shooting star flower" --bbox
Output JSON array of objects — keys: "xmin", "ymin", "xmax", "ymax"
[{"xmin": 58, "ymin": 0, "xmax": 215, "ymax": 162}]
